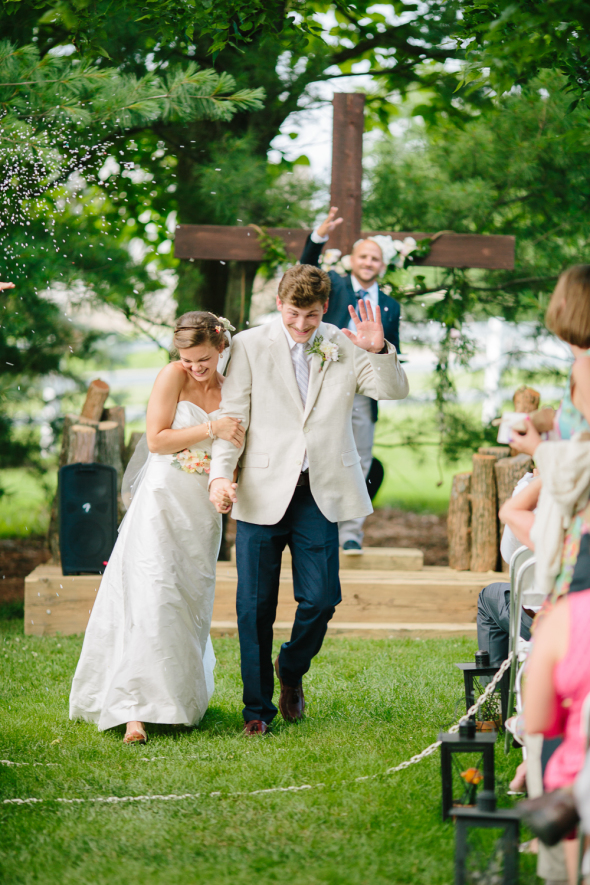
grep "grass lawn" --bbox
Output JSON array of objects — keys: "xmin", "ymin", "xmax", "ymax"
[
  {"xmin": 374, "ymin": 443, "xmax": 470, "ymax": 514},
  {"xmin": 0, "ymin": 469, "xmax": 56, "ymax": 538},
  {"xmin": 0, "ymin": 620, "xmax": 536, "ymax": 885}
]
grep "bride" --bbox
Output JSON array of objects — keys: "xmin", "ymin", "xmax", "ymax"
[{"xmin": 69, "ymin": 311, "xmax": 244, "ymax": 744}]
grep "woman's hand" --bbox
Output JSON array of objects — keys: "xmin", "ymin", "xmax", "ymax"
[
  {"xmin": 212, "ymin": 416, "xmax": 244, "ymax": 448},
  {"xmin": 510, "ymin": 416, "xmax": 542, "ymax": 456}
]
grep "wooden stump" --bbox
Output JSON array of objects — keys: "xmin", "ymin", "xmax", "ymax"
[
  {"xmin": 478, "ymin": 446, "xmax": 511, "ymax": 460},
  {"xmin": 123, "ymin": 431, "xmax": 144, "ymax": 468},
  {"xmin": 66, "ymin": 424, "xmax": 96, "ymax": 464},
  {"xmin": 81, "ymin": 378, "xmax": 110, "ymax": 422},
  {"xmin": 495, "ymin": 453, "xmax": 533, "ymax": 571},
  {"xmin": 96, "ymin": 421, "xmax": 123, "ymax": 491},
  {"xmin": 448, "ymin": 472, "xmax": 472, "ymax": 570},
  {"xmin": 495, "ymin": 453, "xmax": 534, "ymax": 517},
  {"xmin": 470, "ymin": 454, "xmax": 499, "ymax": 573},
  {"xmin": 102, "ymin": 405, "xmax": 125, "ymax": 459},
  {"xmin": 513, "ymin": 386, "xmax": 540, "ymax": 413}
]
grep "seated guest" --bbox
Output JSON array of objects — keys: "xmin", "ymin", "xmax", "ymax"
[
  {"xmin": 524, "ymin": 587, "xmax": 590, "ymax": 885},
  {"xmin": 477, "ymin": 471, "xmax": 539, "ymax": 666},
  {"xmin": 511, "ymin": 264, "xmax": 590, "ymax": 460}
]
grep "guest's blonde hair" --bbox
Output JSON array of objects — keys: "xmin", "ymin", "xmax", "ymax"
[{"xmin": 546, "ymin": 265, "xmax": 590, "ymax": 348}]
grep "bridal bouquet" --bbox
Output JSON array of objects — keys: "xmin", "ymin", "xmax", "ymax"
[{"xmin": 171, "ymin": 449, "xmax": 211, "ymax": 474}]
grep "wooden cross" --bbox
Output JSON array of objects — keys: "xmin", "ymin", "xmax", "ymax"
[{"xmin": 174, "ymin": 93, "xmax": 514, "ymax": 288}]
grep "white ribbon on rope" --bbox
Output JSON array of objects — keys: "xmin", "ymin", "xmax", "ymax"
[{"xmin": 2, "ymin": 653, "xmax": 513, "ymax": 808}]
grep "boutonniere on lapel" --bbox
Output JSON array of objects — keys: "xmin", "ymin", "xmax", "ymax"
[{"xmin": 306, "ymin": 335, "xmax": 340, "ymax": 372}]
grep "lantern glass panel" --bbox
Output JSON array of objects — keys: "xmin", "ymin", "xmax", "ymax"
[{"xmin": 460, "ymin": 824, "xmax": 518, "ymax": 885}]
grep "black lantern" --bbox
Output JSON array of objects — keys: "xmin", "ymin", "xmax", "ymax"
[
  {"xmin": 455, "ymin": 650, "xmax": 509, "ymax": 728},
  {"xmin": 440, "ymin": 721, "xmax": 496, "ymax": 821},
  {"xmin": 453, "ymin": 791, "xmax": 520, "ymax": 885}
]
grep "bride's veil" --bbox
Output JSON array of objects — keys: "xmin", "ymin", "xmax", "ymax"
[
  {"xmin": 121, "ymin": 434, "xmax": 150, "ymax": 511},
  {"xmin": 121, "ymin": 326, "xmax": 233, "ymax": 512}
]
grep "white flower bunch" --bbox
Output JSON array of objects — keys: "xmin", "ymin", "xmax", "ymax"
[
  {"xmin": 391, "ymin": 236, "xmax": 418, "ymax": 268},
  {"xmin": 214, "ymin": 316, "xmax": 236, "ymax": 332},
  {"xmin": 172, "ymin": 449, "xmax": 211, "ymax": 474},
  {"xmin": 319, "ymin": 340, "xmax": 339, "ymax": 363}
]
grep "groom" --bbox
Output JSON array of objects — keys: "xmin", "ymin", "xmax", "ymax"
[{"xmin": 209, "ymin": 264, "xmax": 409, "ymax": 735}]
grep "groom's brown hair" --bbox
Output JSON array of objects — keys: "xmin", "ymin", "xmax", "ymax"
[{"xmin": 278, "ymin": 264, "xmax": 331, "ymax": 308}]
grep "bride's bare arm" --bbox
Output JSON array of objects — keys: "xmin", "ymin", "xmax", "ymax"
[
  {"xmin": 146, "ymin": 364, "xmax": 210, "ymax": 454},
  {"xmin": 146, "ymin": 364, "xmax": 244, "ymax": 455}
]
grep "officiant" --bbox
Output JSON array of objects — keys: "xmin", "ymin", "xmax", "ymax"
[{"xmin": 300, "ymin": 208, "xmax": 401, "ymax": 553}]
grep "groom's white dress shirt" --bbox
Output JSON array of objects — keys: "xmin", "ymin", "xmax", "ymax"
[
  {"xmin": 281, "ymin": 320, "xmax": 316, "ymax": 472},
  {"xmin": 209, "ymin": 317, "xmax": 409, "ymax": 526}
]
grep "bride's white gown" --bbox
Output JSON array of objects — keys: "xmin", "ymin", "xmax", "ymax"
[{"xmin": 69, "ymin": 402, "xmax": 221, "ymax": 731}]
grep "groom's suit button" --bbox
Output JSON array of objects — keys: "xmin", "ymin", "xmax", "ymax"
[
  {"xmin": 296, "ymin": 460, "xmax": 301, "ymax": 465},
  {"xmin": 303, "ymin": 427, "xmax": 310, "ymax": 434}
]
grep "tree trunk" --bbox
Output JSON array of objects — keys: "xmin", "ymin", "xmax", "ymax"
[
  {"xmin": 81, "ymin": 379, "xmax": 110, "ymax": 421},
  {"xmin": 495, "ymin": 452, "xmax": 533, "ymax": 572},
  {"xmin": 448, "ymin": 472, "xmax": 472, "ymax": 570},
  {"xmin": 470, "ymin": 454, "xmax": 499, "ymax": 572},
  {"xmin": 224, "ymin": 261, "xmax": 259, "ymax": 329},
  {"xmin": 123, "ymin": 431, "xmax": 144, "ymax": 469},
  {"xmin": 513, "ymin": 386, "xmax": 540, "ymax": 413},
  {"xmin": 102, "ymin": 405, "xmax": 125, "ymax": 459}
]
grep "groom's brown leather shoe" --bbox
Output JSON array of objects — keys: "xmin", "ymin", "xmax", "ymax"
[
  {"xmin": 274, "ymin": 656, "xmax": 305, "ymax": 722},
  {"xmin": 243, "ymin": 719, "xmax": 268, "ymax": 736}
]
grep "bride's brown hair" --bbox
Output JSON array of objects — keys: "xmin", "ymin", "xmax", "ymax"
[{"xmin": 172, "ymin": 311, "xmax": 228, "ymax": 352}]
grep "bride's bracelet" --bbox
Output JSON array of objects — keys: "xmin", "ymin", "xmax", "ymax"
[{"xmin": 206, "ymin": 421, "xmax": 216, "ymax": 440}]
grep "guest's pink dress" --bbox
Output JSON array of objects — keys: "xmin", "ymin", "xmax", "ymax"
[{"xmin": 544, "ymin": 588, "xmax": 590, "ymax": 791}]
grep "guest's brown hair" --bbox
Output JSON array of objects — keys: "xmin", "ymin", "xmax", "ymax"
[
  {"xmin": 546, "ymin": 265, "xmax": 590, "ymax": 348},
  {"xmin": 172, "ymin": 311, "xmax": 228, "ymax": 352},
  {"xmin": 278, "ymin": 264, "xmax": 331, "ymax": 308}
]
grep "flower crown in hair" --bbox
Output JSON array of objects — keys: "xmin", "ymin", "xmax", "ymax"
[
  {"xmin": 210, "ymin": 315, "xmax": 236, "ymax": 333},
  {"xmin": 175, "ymin": 315, "xmax": 236, "ymax": 335}
]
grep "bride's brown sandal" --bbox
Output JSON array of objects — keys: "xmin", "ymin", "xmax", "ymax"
[{"xmin": 123, "ymin": 723, "xmax": 147, "ymax": 745}]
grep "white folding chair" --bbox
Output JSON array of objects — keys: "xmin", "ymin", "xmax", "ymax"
[{"xmin": 504, "ymin": 547, "xmax": 535, "ymax": 753}]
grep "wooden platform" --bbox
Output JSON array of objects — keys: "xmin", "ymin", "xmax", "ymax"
[
  {"xmin": 24, "ymin": 561, "xmax": 500, "ymax": 637},
  {"xmin": 230, "ymin": 545, "xmax": 424, "ymax": 571}
]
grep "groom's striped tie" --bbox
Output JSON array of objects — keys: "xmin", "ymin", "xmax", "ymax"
[{"xmin": 292, "ymin": 342, "xmax": 310, "ymax": 406}]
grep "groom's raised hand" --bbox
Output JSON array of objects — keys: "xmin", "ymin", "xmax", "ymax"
[
  {"xmin": 342, "ymin": 298, "xmax": 385, "ymax": 353},
  {"xmin": 209, "ymin": 477, "xmax": 238, "ymax": 514}
]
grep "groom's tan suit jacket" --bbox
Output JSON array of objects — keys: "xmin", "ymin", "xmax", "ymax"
[{"xmin": 209, "ymin": 317, "xmax": 409, "ymax": 525}]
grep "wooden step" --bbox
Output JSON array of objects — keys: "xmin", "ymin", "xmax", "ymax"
[
  {"xmin": 230, "ymin": 545, "xmax": 424, "ymax": 571},
  {"xmin": 24, "ymin": 563, "xmax": 501, "ymax": 637}
]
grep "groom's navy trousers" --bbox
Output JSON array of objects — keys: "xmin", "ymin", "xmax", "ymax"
[{"xmin": 235, "ymin": 483, "xmax": 341, "ymax": 724}]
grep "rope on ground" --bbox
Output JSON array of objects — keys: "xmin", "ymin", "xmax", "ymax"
[{"xmin": 1, "ymin": 653, "xmax": 514, "ymax": 808}]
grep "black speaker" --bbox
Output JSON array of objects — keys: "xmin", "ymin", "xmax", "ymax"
[
  {"xmin": 59, "ymin": 463, "xmax": 118, "ymax": 575},
  {"xmin": 366, "ymin": 457, "xmax": 384, "ymax": 501}
]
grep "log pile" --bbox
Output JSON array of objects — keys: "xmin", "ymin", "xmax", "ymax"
[
  {"xmin": 48, "ymin": 379, "xmax": 142, "ymax": 563},
  {"xmin": 448, "ymin": 389, "xmax": 537, "ymax": 572}
]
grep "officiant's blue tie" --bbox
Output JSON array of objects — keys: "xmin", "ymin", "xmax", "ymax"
[{"xmin": 357, "ymin": 289, "xmax": 369, "ymax": 300}]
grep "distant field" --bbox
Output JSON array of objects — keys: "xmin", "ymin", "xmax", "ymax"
[
  {"xmin": 375, "ymin": 442, "xmax": 469, "ymax": 514},
  {"xmin": 0, "ymin": 469, "xmax": 56, "ymax": 538}
]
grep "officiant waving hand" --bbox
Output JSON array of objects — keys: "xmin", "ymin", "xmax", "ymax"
[{"xmin": 209, "ymin": 265, "xmax": 409, "ymax": 735}]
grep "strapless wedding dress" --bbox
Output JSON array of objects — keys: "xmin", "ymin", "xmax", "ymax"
[{"xmin": 69, "ymin": 402, "xmax": 222, "ymax": 730}]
